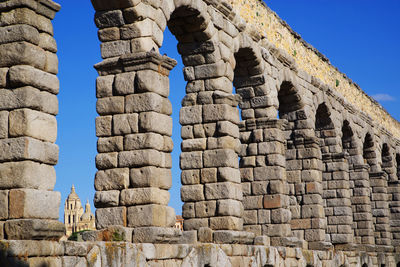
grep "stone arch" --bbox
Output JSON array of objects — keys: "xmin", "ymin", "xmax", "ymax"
[
  {"xmin": 277, "ymin": 74, "xmax": 326, "ymax": 245},
  {"xmin": 92, "ymin": 0, "xmax": 247, "ymax": 243},
  {"xmin": 162, "ymin": 3, "xmax": 246, "ymax": 238},
  {"xmin": 234, "ymin": 37, "xmax": 292, "ymax": 242},
  {"xmin": 362, "ymin": 133, "xmax": 392, "ymax": 246},
  {"xmin": 315, "ymin": 103, "xmax": 353, "ymax": 245},
  {"xmin": 381, "ymin": 143, "xmax": 396, "ymax": 181}
]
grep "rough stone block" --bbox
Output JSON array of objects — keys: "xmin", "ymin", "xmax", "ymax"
[
  {"xmin": 200, "ymin": 168, "xmax": 217, "ymax": 183},
  {"xmin": 203, "ymin": 104, "xmax": 240, "ymax": 124},
  {"xmin": 217, "ymin": 121, "xmax": 239, "ymax": 138},
  {"xmin": 182, "ymin": 202, "xmax": 195, "ymax": 218},
  {"xmin": 100, "ymin": 40, "xmax": 130, "ymax": 58},
  {"xmin": 139, "ymin": 112, "xmax": 172, "ymax": 136},
  {"xmin": 44, "ymin": 50, "xmax": 58, "ymax": 74},
  {"xmin": 205, "ymin": 182, "xmax": 242, "ymax": 200},
  {"xmin": 124, "ymin": 133, "xmax": 164, "ymax": 151},
  {"xmin": 204, "ymin": 149, "xmax": 238, "ymax": 168},
  {"xmin": 0, "ymin": 190, "xmax": 8, "ymax": 219},
  {"xmin": 114, "ymin": 72, "xmax": 135, "ymax": 95},
  {"xmin": 0, "ymin": 42, "xmax": 46, "ymax": 70},
  {"xmin": 0, "ymin": 137, "xmax": 58, "ymax": 165},
  {"xmin": 205, "ymin": 77, "xmax": 233, "ymax": 93},
  {"xmin": 97, "ymin": 136, "xmax": 123, "ymax": 152},
  {"xmin": 9, "ymin": 65, "xmax": 59, "ymax": 94},
  {"xmin": 0, "ymin": 110, "xmax": 8, "ymax": 139},
  {"xmin": 218, "ymin": 167, "xmax": 241, "ymax": 183},
  {"xmin": 181, "ymin": 138, "xmax": 207, "ymax": 152},
  {"xmin": 96, "ymin": 75, "xmax": 114, "ymax": 98},
  {"xmin": 181, "ymin": 170, "xmax": 200, "ymax": 185},
  {"xmin": 0, "ymin": 24, "xmax": 39, "ymax": 45},
  {"xmin": 9, "ymin": 189, "xmax": 60, "ymax": 219},
  {"xmin": 95, "ymin": 10, "xmax": 125, "ymax": 28},
  {"xmin": 95, "ymin": 152, "xmax": 118, "ymax": 169},
  {"xmin": 0, "ymin": 161, "xmax": 56, "ymax": 190},
  {"xmin": 132, "ymin": 227, "xmax": 182, "ymax": 243},
  {"xmin": 9, "ymin": 108, "xmax": 57, "ymax": 142},
  {"xmin": 39, "ymin": 32, "xmax": 57, "ymax": 53},
  {"xmin": 194, "ymin": 61, "xmax": 226, "ymax": 79},
  {"xmin": 119, "ymin": 149, "xmax": 166, "ymax": 167},
  {"xmin": 96, "ymin": 96, "xmax": 125, "ymax": 115},
  {"xmin": 4, "ymin": 219, "xmax": 65, "ymax": 240},
  {"xmin": 126, "ymin": 92, "xmax": 171, "ymax": 115},
  {"xmin": 263, "ymin": 194, "xmax": 286, "ymax": 209},
  {"xmin": 120, "ymin": 188, "xmax": 170, "ymax": 205},
  {"xmin": 131, "ymin": 36, "xmax": 159, "ymax": 53},
  {"xmin": 94, "ymin": 190, "xmax": 120, "ymax": 208},
  {"xmin": 181, "ymin": 184, "xmax": 204, "ymax": 202},
  {"xmin": 95, "ymin": 168, "xmax": 129, "ymax": 191},
  {"xmin": 113, "ymin": 113, "xmax": 139, "ymax": 135},
  {"xmin": 180, "ymin": 106, "xmax": 203, "ymax": 125},
  {"xmin": 127, "ymin": 204, "xmax": 175, "ymax": 227},
  {"xmin": 198, "ymin": 227, "xmax": 213, "ymax": 243},
  {"xmin": 213, "ymin": 230, "xmax": 254, "ymax": 244},
  {"xmin": 195, "ymin": 201, "xmax": 216, "ymax": 217},
  {"xmin": 96, "ymin": 116, "xmax": 112, "ymax": 137},
  {"xmin": 130, "ymin": 167, "xmax": 172, "ymax": 189},
  {"xmin": 180, "ymin": 151, "xmax": 203, "ymax": 170},
  {"xmin": 62, "ymin": 256, "xmax": 87, "ymax": 267},
  {"xmin": 96, "ymin": 207, "xmax": 127, "ymax": 229},
  {"xmin": 210, "ymin": 217, "xmax": 243, "ymax": 231},
  {"xmin": 0, "ymin": 87, "xmax": 58, "ymax": 115},
  {"xmin": 183, "ymin": 218, "xmax": 209, "ymax": 231},
  {"xmin": 136, "ymin": 69, "xmax": 169, "ymax": 97},
  {"xmin": 121, "ymin": 19, "xmax": 163, "ymax": 46},
  {"xmin": 217, "ymin": 199, "xmax": 243, "ymax": 217}
]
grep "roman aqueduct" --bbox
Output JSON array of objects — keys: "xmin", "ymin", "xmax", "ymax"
[{"xmin": 0, "ymin": 0, "xmax": 400, "ymax": 265}]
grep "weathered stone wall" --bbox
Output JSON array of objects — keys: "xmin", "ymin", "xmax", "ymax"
[
  {"xmin": 228, "ymin": 0, "xmax": 400, "ymax": 140},
  {"xmin": 1, "ymin": 0, "xmax": 400, "ymax": 266},
  {"xmin": 1, "ymin": 240, "xmax": 399, "ymax": 266}
]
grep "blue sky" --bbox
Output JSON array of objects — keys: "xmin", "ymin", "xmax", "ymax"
[{"xmin": 53, "ymin": 1, "xmax": 400, "ymax": 220}]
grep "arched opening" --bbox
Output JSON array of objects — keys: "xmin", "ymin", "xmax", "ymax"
[
  {"xmin": 234, "ymin": 46, "xmax": 265, "ymax": 237},
  {"xmin": 397, "ymin": 154, "xmax": 400, "ymax": 179},
  {"xmin": 278, "ymin": 81, "xmax": 303, "ymax": 118},
  {"xmin": 363, "ymin": 133, "xmax": 375, "ymax": 168},
  {"xmin": 165, "ymin": 4, "xmax": 244, "ymax": 234},
  {"xmin": 381, "ymin": 143, "xmax": 394, "ymax": 180},
  {"xmin": 315, "ymin": 103, "xmax": 335, "ymax": 244}
]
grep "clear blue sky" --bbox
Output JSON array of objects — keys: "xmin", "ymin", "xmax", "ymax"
[{"xmin": 53, "ymin": 0, "xmax": 400, "ymax": 220}]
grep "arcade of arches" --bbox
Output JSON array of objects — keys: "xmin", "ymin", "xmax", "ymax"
[{"xmin": 0, "ymin": 0, "xmax": 399, "ymax": 266}]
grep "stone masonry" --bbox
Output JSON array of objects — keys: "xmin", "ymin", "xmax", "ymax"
[{"xmin": 1, "ymin": 0, "xmax": 400, "ymax": 266}]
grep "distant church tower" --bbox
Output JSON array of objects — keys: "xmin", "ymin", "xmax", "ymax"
[{"xmin": 64, "ymin": 185, "xmax": 95, "ymax": 236}]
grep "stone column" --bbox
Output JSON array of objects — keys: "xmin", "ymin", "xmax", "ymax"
[
  {"xmin": 240, "ymin": 119, "xmax": 293, "ymax": 246},
  {"xmin": 389, "ymin": 180, "xmax": 400, "ymax": 248},
  {"xmin": 322, "ymin": 153, "xmax": 354, "ymax": 245},
  {"xmin": 180, "ymin": 66, "xmax": 251, "ymax": 244},
  {"xmin": 350, "ymin": 164, "xmax": 375, "ymax": 246},
  {"xmin": 0, "ymin": 0, "xmax": 64, "ymax": 240},
  {"xmin": 94, "ymin": 52, "xmax": 180, "ymax": 243},
  {"xmin": 369, "ymin": 171, "xmax": 392, "ymax": 248}
]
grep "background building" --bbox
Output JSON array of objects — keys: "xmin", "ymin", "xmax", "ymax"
[{"xmin": 64, "ymin": 185, "xmax": 95, "ymax": 236}]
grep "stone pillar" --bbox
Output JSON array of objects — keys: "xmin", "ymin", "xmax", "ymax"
[
  {"xmin": 369, "ymin": 171, "xmax": 392, "ymax": 248},
  {"xmin": 389, "ymin": 181, "xmax": 400, "ymax": 248},
  {"xmin": 240, "ymin": 119, "xmax": 293, "ymax": 246},
  {"xmin": 94, "ymin": 52, "xmax": 180, "ymax": 243},
  {"xmin": 350, "ymin": 165, "xmax": 375, "ymax": 246},
  {"xmin": 322, "ymin": 153, "xmax": 354, "ymax": 245},
  {"xmin": 0, "ymin": 0, "xmax": 64, "ymax": 240},
  {"xmin": 180, "ymin": 69, "xmax": 251, "ymax": 244}
]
